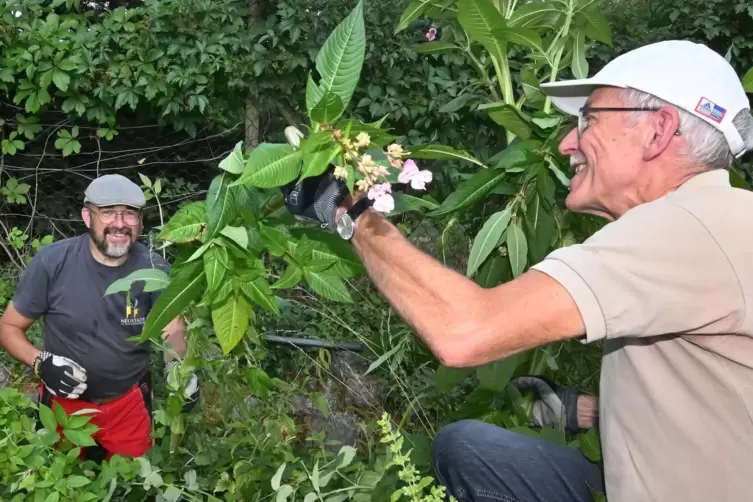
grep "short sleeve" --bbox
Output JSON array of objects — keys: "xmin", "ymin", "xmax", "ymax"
[
  {"xmin": 531, "ymin": 200, "xmax": 744, "ymax": 343},
  {"xmin": 11, "ymin": 252, "xmax": 50, "ymax": 319}
]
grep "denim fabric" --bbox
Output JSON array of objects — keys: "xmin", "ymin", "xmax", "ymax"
[{"xmin": 432, "ymin": 420, "xmax": 604, "ymax": 502}]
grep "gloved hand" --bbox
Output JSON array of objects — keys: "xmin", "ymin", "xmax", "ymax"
[
  {"xmin": 33, "ymin": 351, "xmax": 87, "ymax": 399},
  {"xmin": 164, "ymin": 360, "xmax": 200, "ymax": 412},
  {"xmin": 281, "ymin": 167, "xmax": 348, "ymax": 231},
  {"xmin": 510, "ymin": 375, "xmax": 582, "ymax": 434}
]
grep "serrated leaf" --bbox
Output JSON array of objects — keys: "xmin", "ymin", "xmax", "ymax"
[
  {"xmin": 412, "ymin": 41, "xmax": 459, "ymax": 54},
  {"xmin": 457, "ymin": 0, "xmax": 508, "ymax": 62},
  {"xmin": 303, "ymin": 269, "xmax": 352, "ymax": 302},
  {"xmin": 466, "ymin": 206, "xmax": 512, "ymax": 277},
  {"xmin": 507, "ymin": 219, "xmax": 528, "ymax": 277},
  {"xmin": 52, "ymin": 70, "xmax": 70, "ymax": 92},
  {"xmin": 395, "ymin": 0, "xmax": 434, "ymax": 33},
  {"xmin": 429, "ymin": 169, "xmax": 506, "ymax": 217},
  {"xmin": 211, "ymin": 293, "xmax": 252, "ymax": 354},
  {"xmin": 272, "ymin": 265, "xmax": 303, "ymax": 289},
  {"xmin": 158, "ymin": 201, "xmax": 206, "ymax": 243},
  {"xmin": 301, "ymin": 144, "xmax": 342, "ymax": 181},
  {"xmin": 218, "ymin": 141, "xmax": 245, "ymax": 174},
  {"xmin": 205, "ymin": 173, "xmax": 236, "ymax": 242},
  {"xmin": 39, "ymin": 404, "xmax": 57, "ymax": 433},
  {"xmin": 204, "ymin": 245, "xmax": 229, "ymax": 296},
  {"xmin": 240, "ymin": 277, "xmax": 280, "ymax": 315},
  {"xmin": 235, "ymin": 143, "xmax": 302, "ymax": 188},
  {"xmin": 409, "ymin": 144, "xmax": 487, "ymax": 168},
  {"xmin": 260, "ymin": 224, "xmax": 288, "ymax": 256},
  {"xmin": 141, "ymin": 261, "xmax": 205, "ymax": 341},
  {"xmin": 105, "ymin": 268, "xmax": 171, "ymax": 295},
  {"xmin": 306, "ymin": 0, "xmax": 365, "ymax": 117}
]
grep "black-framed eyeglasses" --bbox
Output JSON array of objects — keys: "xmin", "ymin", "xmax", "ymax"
[
  {"xmin": 87, "ymin": 207, "xmax": 142, "ymax": 226},
  {"xmin": 578, "ymin": 106, "xmax": 682, "ymax": 139}
]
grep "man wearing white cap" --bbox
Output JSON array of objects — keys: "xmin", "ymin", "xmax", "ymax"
[
  {"xmin": 282, "ymin": 40, "xmax": 753, "ymax": 500},
  {"xmin": 0, "ymin": 174, "xmax": 198, "ymax": 462}
]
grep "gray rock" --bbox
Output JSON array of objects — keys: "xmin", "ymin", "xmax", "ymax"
[
  {"xmin": 0, "ymin": 364, "xmax": 10, "ymax": 389},
  {"xmin": 331, "ymin": 351, "xmax": 387, "ymax": 409}
]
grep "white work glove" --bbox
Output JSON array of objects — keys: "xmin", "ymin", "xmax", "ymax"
[
  {"xmin": 510, "ymin": 376, "xmax": 582, "ymax": 433},
  {"xmin": 33, "ymin": 351, "xmax": 88, "ymax": 399}
]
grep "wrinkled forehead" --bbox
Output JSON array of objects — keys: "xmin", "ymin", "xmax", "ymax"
[{"xmin": 583, "ymin": 86, "xmax": 628, "ymax": 108}]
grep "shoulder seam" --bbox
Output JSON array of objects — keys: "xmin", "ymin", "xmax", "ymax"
[{"xmin": 667, "ymin": 200, "xmax": 746, "ymax": 333}]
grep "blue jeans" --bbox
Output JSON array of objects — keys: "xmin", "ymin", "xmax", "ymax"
[{"xmin": 432, "ymin": 420, "xmax": 605, "ymax": 502}]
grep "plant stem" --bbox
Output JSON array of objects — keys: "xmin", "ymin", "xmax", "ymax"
[
  {"xmin": 544, "ymin": 3, "xmax": 574, "ymax": 114},
  {"xmin": 154, "ymin": 191, "xmax": 166, "ymax": 260},
  {"xmin": 465, "ymin": 47, "xmax": 500, "ymax": 101},
  {"xmin": 492, "ymin": 54, "xmax": 515, "ymax": 145}
]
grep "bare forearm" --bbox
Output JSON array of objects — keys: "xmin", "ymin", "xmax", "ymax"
[
  {"xmin": 162, "ymin": 316, "xmax": 187, "ymax": 363},
  {"xmin": 0, "ymin": 323, "xmax": 39, "ymax": 367},
  {"xmin": 352, "ymin": 209, "xmax": 485, "ymax": 364},
  {"xmin": 577, "ymin": 395, "xmax": 599, "ymax": 429}
]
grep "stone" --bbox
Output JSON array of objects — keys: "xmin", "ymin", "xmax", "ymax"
[
  {"xmin": 0, "ymin": 363, "xmax": 10, "ymax": 389},
  {"xmin": 331, "ymin": 350, "xmax": 387, "ymax": 409}
]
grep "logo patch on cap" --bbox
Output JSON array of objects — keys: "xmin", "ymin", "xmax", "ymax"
[{"xmin": 694, "ymin": 97, "xmax": 726, "ymax": 123}]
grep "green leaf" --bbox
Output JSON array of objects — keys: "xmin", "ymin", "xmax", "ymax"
[
  {"xmin": 466, "ymin": 205, "xmax": 512, "ymax": 277},
  {"xmin": 235, "ymin": 143, "xmax": 303, "ymax": 188},
  {"xmin": 475, "ymin": 255, "xmax": 511, "ymax": 287},
  {"xmin": 39, "ymin": 404, "xmax": 57, "ymax": 432},
  {"xmin": 66, "ymin": 476, "xmax": 91, "ymax": 488},
  {"xmin": 476, "ymin": 354, "xmax": 521, "ymax": 392},
  {"xmin": 579, "ymin": 428, "xmax": 602, "ymax": 462},
  {"xmin": 288, "ymin": 227, "xmax": 364, "ymax": 277},
  {"xmin": 271, "ymin": 463, "xmax": 286, "ymax": 491},
  {"xmin": 365, "ymin": 343, "xmax": 403, "ymax": 375},
  {"xmin": 142, "ymin": 261, "xmax": 205, "ymax": 341},
  {"xmin": 303, "ymin": 269, "xmax": 352, "ymax": 302},
  {"xmin": 435, "ymin": 365, "xmax": 473, "ymax": 392},
  {"xmin": 579, "ymin": 6, "xmax": 612, "ymax": 46},
  {"xmin": 310, "ymin": 92, "xmax": 345, "ymax": 125},
  {"xmin": 105, "ymin": 268, "xmax": 171, "ymax": 295},
  {"xmin": 494, "ymin": 26, "xmax": 544, "ymax": 54},
  {"xmin": 412, "ymin": 41, "xmax": 459, "ymax": 54},
  {"xmin": 260, "ymin": 224, "xmax": 288, "ymax": 256},
  {"xmin": 306, "ymin": 0, "xmax": 365, "ymax": 118},
  {"xmin": 220, "ymin": 225, "xmax": 249, "ymax": 250},
  {"xmin": 63, "ymin": 429, "xmax": 97, "ymax": 447},
  {"xmin": 312, "ymin": 393, "xmax": 329, "ymax": 417},
  {"xmin": 245, "ymin": 367, "xmax": 272, "ymax": 399},
  {"xmin": 211, "ymin": 293, "xmax": 253, "ymax": 354},
  {"xmin": 389, "ymin": 192, "xmax": 440, "ymax": 216},
  {"xmin": 203, "ymin": 245, "xmax": 229, "ymax": 296},
  {"xmin": 457, "ymin": 0, "xmax": 508, "ymax": 62},
  {"xmin": 301, "ymin": 144, "xmax": 342, "ymax": 181},
  {"xmin": 507, "ymin": 219, "xmax": 528, "ymax": 277},
  {"xmin": 240, "ymin": 278, "xmax": 280, "ymax": 315},
  {"xmin": 508, "ymin": 2, "xmax": 560, "ymax": 29},
  {"xmin": 571, "ymin": 31, "xmax": 589, "ymax": 79},
  {"xmin": 158, "ymin": 201, "xmax": 206, "ymax": 243},
  {"xmin": 488, "ymin": 105, "xmax": 532, "ymax": 140},
  {"xmin": 408, "ymin": 144, "xmax": 487, "ymax": 168},
  {"xmin": 218, "ymin": 141, "xmax": 245, "ymax": 174},
  {"xmin": 52, "ymin": 70, "xmax": 70, "ymax": 92},
  {"xmin": 272, "ymin": 264, "xmax": 302, "ymax": 289},
  {"xmin": 395, "ymin": 0, "xmax": 434, "ymax": 33},
  {"xmin": 743, "ymin": 67, "xmax": 753, "ymax": 93},
  {"xmin": 729, "ymin": 167, "xmax": 751, "ymax": 190},
  {"xmin": 205, "ymin": 173, "xmax": 236, "ymax": 242},
  {"xmin": 429, "ymin": 169, "xmax": 506, "ymax": 217}
]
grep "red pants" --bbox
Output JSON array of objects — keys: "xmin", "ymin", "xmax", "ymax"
[{"xmin": 40, "ymin": 382, "xmax": 153, "ymax": 460}]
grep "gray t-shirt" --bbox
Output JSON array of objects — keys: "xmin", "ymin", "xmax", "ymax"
[{"xmin": 12, "ymin": 233, "xmax": 170, "ymax": 400}]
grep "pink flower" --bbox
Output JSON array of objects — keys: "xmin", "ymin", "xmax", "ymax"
[
  {"xmin": 373, "ymin": 193, "xmax": 395, "ymax": 213},
  {"xmin": 426, "ymin": 27, "xmax": 437, "ymax": 41},
  {"xmin": 398, "ymin": 159, "xmax": 433, "ymax": 190},
  {"xmin": 368, "ymin": 182, "xmax": 392, "ymax": 200}
]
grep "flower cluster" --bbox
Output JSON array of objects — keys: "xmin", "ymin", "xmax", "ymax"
[
  {"xmin": 426, "ymin": 26, "xmax": 437, "ymax": 41},
  {"xmin": 331, "ymin": 131, "xmax": 433, "ymax": 214}
]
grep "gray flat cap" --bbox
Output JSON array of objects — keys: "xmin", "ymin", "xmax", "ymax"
[{"xmin": 84, "ymin": 174, "xmax": 146, "ymax": 209}]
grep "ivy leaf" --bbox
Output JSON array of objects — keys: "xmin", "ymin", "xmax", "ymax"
[
  {"xmin": 466, "ymin": 205, "xmax": 512, "ymax": 278},
  {"xmin": 305, "ymin": 0, "xmax": 365, "ymax": 118},
  {"xmin": 429, "ymin": 169, "xmax": 506, "ymax": 217},
  {"xmin": 507, "ymin": 219, "xmax": 528, "ymax": 277},
  {"xmin": 211, "ymin": 293, "xmax": 252, "ymax": 355},
  {"xmin": 240, "ymin": 277, "xmax": 280, "ymax": 315},
  {"xmin": 203, "ymin": 245, "xmax": 229, "ymax": 296},
  {"xmin": 204, "ymin": 173, "xmax": 236, "ymax": 242},
  {"xmin": 218, "ymin": 141, "xmax": 245, "ymax": 174},
  {"xmin": 234, "ymin": 143, "xmax": 303, "ymax": 188},
  {"xmin": 141, "ymin": 261, "xmax": 205, "ymax": 342},
  {"xmin": 303, "ymin": 269, "xmax": 352, "ymax": 302},
  {"xmin": 158, "ymin": 201, "xmax": 206, "ymax": 243},
  {"xmin": 54, "ymin": 128, "xmax": 82, "ymax": 157},
  {"xmin": 457, "ymin": 0, "xmax": 508, "ymax": 62}
]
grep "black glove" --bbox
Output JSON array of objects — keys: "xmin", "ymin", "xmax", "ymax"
[
  {"xmin": 281, "ymin": 167, "xmax": 347, "ymax": 231},
  {"xmin": 33, "ymin": 351, "xmax": 88, "ymax": 399},
  {"xmin": 510, "ymin": 375, "xmax": 581, "ymax": 434},
  {"xmin": 164, "ymin": 360, "xmax": 200, "ymax": 412}
]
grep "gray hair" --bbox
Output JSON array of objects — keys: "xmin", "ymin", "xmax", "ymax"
[{"xmin": 619, "ymin": 88, "xmax": 753, "ymax": 170}]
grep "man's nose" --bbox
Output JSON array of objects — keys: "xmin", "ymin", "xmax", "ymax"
[{"xmin": 559, "ymin": 127, "xmax": 579, "ymax": 156}]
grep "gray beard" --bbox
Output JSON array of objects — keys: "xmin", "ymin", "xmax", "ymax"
[{"xmin": 90, "ymin": 226, "xmax": 133, "ymax": 259}]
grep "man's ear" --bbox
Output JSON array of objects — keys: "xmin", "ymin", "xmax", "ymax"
[
  {"xmin": 643, "ymin": 106, "xmax": 681, "ymax": 161},
  {"xmin": 81, "ymin": 207, "xmax": 92, "ymax": 229}
]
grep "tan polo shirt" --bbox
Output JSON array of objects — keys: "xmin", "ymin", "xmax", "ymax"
[{"xmin": 531, "ymin": 169, "xmax": 753, "ymax": 502}]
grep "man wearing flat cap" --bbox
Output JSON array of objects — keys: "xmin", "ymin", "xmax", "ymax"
[{"xmin": 0, "ymin": 174, "xmax": 197, "ymax": 461}]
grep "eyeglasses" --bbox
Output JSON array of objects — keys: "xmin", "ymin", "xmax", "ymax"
[
  {"xmin": 578, "ymin": 106, "xmax": 682, "ymax": 139},
  {"xmin": 88, "ymin": 207, "xmax": 141, "ymax": 226}
]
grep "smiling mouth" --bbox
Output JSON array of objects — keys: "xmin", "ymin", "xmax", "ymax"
[{"xmin": 572, "ymin": 164, "xmax": 585, "ymax": 174}]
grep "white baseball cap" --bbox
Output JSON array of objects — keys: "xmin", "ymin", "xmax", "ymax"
[{"xmin": 540, "ymin": 40, "xmax": 751, "ymax": 158}]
